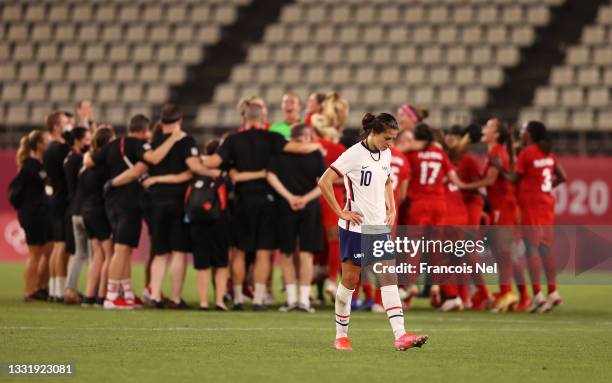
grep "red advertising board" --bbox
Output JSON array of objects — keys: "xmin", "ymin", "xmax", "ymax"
[{"xmin": 0, "ymin": 151, "xmax": 609, "ymax": 261}]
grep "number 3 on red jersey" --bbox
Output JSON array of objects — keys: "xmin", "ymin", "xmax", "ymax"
[{"xmin": 542, "ymin": 168, "xmax": 552, "ymax": 192}]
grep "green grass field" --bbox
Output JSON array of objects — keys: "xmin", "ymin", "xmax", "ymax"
[{"xmin": 0, "ymin": 262, "xmax": 611, "ymax": 383}]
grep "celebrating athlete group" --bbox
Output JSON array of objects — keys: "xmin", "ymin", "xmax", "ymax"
[{"xmin": 9, "ymin": 91, "xmax": 566, "ymax": 351}]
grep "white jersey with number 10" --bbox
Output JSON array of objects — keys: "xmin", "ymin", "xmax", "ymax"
[{"xmin": 329, "ymin": 142, "xmax": 392, "ymax": 234}]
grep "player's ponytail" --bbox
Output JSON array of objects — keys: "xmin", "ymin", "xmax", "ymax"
[
  {"xmin": 16, "ymin": 130, "xmax": 46, "ymax": 169},
  {"xmin": 495, "ymin": 119, "xmax": 515, "ymax": 167},
  {"xmin": 526, "ymin": 120, "xmax": 552, "ymax": 155},
  {"xmin": 362, "ymin": 112, "xmax": 399, "ymax": 133}
]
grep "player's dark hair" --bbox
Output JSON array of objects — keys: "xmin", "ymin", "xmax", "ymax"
[
  {"xmin": 128, "ymin": 114, "xmax": 150, "ymax": 133},
  {"xmin": 362, "ymin": 112, "xmax": 399, "ymax": 135},
  {"xmin": 290, "ymin": 123, "xmax": 310, "ymax": 139},
  {"xmin": 464, "ymin": 123, "xmax": 482, "ymax": 143},
  {"xmin": 204, "ymin": 139, "xmax": 220, "ymax": 155},
  {"xmin": 91, "ymin": 127, "xmax": 113, "ymax": 153},
  {"xmin": 448, "ymin": 124, "xmax": 463, "ymax": 137},
  {"xmin": 67, "ymin": 127, "xmax": 88, "ymax": 148},
  {"xmin": 493, "ymin": 119, "xmax": 515, "ymax": 166},
  {"xmin": 525, "ymin": 120, "xmax": 551, "ymax": 154},
  {"xmin": 160, "ymin": 104, "xmax": 182, "ymax": 124},
  {"xmin": 314, "ymin": 92, "xmax": 327, "ymax": 105},
  {"xmin": 414, "ymin": 122, "xmax": 434, "ymax": 149}
]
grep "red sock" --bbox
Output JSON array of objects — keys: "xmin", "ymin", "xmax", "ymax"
[
  {"xmin": 327, "ymin": 239, "xmax": 340, "ymax": 282},
  {"xmin": 541, "ymin": 253, "xmax": 557, "ymax": 294},
  {"xmin": 498, "ymin": 251, "xmax": 513, "ymax": 294},
  {"xmin": 526, "ymin": 256, "xmax": 542, "ymax": 295},
  {"xmin": 512, "ymin": 258, "xmax": 528, "ymax": 300},
  {"xmin": 362, "ymin": 283, "xmax": 373, "ymax": 300},
  {"xmin": 441, "ymin": 284, "xmax": 458, "ymax": 298},
  {"xmin": 374, "ymin": 287, "xmax": 382, "ymax": 305}
]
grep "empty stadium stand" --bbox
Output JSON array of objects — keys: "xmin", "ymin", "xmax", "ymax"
[{"xmin": 1, "ymin": 0, "xmax": 612, "ymax": 154}]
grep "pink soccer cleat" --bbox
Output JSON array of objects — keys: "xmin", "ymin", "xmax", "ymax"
[{"xmin": 394, "ymin": 333, "xmax": 429, "ymax": 351}]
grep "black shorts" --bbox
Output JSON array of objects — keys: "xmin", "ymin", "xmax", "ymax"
[
  {"xmin": 140, "ymin": 191, "xmax": 153, "ymax": 232},
  {"xmin": 65, "ymin": 210, "xmax": 75, "ymax": 254},
  {"xmin": 191, "ymin": 215, "xmax": 230, "ymax": 270},
  {"xmin": 105, "ymin": 201, "xmax": 142, "ymax": 248},
  {"xmin": 150, "ymin": 200, "xmax": 191, "ymax": 255},
  {"xmin": 231, "ymin": 193, "xmax": 277, "ymax": 252},
  {"xmin": 277, "ymin": 200, "xmax": 322, "ymax": 254},
  {"xmin": 50, "ymin": 206, "xmax": 66, "ymax": 242},
  {"xmin": 82, "ymin": 207, "xmax": 112, "ymax": 241},
  {"xmin": 18, "ymin": 209, "xmax": 51, "ymax": 246}
]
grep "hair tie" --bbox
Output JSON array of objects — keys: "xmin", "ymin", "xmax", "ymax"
[{"xmin": 401, "ymin": 104, "xmax": 419, "ymax": 124}]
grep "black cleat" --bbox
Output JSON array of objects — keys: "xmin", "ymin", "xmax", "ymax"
[
  {"xmin": 252, "ymin": 304, "xmax": 268, "ymax": 312},
  {"xmin": 232, "ymin": 303, "xmax": 244, "ymax": 311},
  {"xmin": 167, "ymin": 299, "xmax": 191, "ymax": 310}
]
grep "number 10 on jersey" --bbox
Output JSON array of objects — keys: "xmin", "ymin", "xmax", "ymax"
[{"xmin": 360, "ymin": 170, "xmax": 372, "ymax": 186}]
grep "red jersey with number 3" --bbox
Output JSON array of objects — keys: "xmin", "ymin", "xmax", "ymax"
[
  {"xmin": 406, "ymin": 145, "xmax": 453, "ymax": 200},
  {"xmin": 516, "ymin": 144, "xmax": 557, "ymax": 209}
]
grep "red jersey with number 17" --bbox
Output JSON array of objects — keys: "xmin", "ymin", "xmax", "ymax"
[
  {"xmin": 516, "ymin": 144, "xmax": 557, "ymax": 208},
  {"xmin": 406, "ymin": 145, "xmax": 453, "ymax": 199}
]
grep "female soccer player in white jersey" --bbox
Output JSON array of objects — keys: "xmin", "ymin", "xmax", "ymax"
[{"xmin": 318, "ymin": 113, "xmax": 429, "ymax": 351}]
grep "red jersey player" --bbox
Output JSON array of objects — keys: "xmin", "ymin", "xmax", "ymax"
[
  {"xmin": 405, "ymin": 124, "xmax": 467, "ymax": 309},
  {"xmin": 494, "ymin": 120, "xmax": 566, "ymax": 313},
  {"xmin": 462, "ymin": 119, "xmax": 527, "ymax": 312}
]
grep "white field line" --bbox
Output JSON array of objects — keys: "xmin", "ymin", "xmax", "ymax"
[{"xmin": 0, "ymin": 326, "xmax": 610, "ymax": 333}]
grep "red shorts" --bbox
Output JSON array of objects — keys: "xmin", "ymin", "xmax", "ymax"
[
  {"xmin": 520, "ymin": 205, "xmax": 554, "ymax": 246},
  {"xmin": 491, "ymin": 200, "xmax": 518, "ymax": 226},
  {"xmin": 320, "ymin": 186, "xmax": 345, "ymax": 228},
  {"xmin": 464, "ymin": 198, "xmax": 484, "ymax": 226},
  {"xmin": 408, "ymin": 198, "xmax": 446, "ymax": 226}
]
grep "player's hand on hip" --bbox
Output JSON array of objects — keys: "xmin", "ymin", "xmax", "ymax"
[{"xmin": 341, "ymin": 210, "xmax": 364, "ymax": 225}]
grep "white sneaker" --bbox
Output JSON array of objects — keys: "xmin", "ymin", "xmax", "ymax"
[
  {"xmin": 278, "ymin": 303, "xmax": 297, "ymax": 312},
  {"xmin": 538, "ymin": 291, "xmax": 562, "ymax": 313},
  {"xmin": 142, "ymin": 287, "xmax": 152, "ymax": 305},
  {"xmin": 298, "ymin": 304, "xmax": 316, "ymax": 313},
  {"xmin": 371, "ymin": 303, "xmax": 385, "ymax": 313},
  {"xmin": 264, "ymin": 292, "xmax": 276, "ymax": 305},
  {"xmin": 438, "ymin": 297, "xmax": 464, "ymax": 312},
  {"xmin": 528, "ymin": 291, "xmax": 546, "ymax": 313}
]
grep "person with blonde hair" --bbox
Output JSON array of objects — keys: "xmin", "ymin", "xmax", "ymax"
[{"xmin": 11, "ymin": 130, "xmax": 51, "ymax": 301}]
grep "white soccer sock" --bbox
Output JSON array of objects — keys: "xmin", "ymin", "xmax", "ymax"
[
  {"xmin": 49, "ymin": 278, "xmax": 56, "ymax": 298},
  {"xmin": 299, "ymin": 285, "xmax": 311, "ymax": 308},
  {"xmin": 121, "ymin": 279, "xmax": 134, "ymax": 300},
  {"xmin": 233, "ymin": 284, "xmax": 243, "ymax": 304},
  {"xmin": 286, "ymin": 283, "xmax": 297, "ymax": 306},
  {"xmin": 335, "ymin": 283, "xmax": 354, "ymax": 339},
  {"xmin": 106, "ymin": 279, "xmax": 120, "ymax": 301},
  {"xmin": 381, "ymin": 285, "xmax": 406, "ymax": 340},
  {"xmin": 56, "ymin": 277, "xmax": 66, "ymax": 298},
  {"xmin": 253, "ymin": 283, "xmax": 266, "ymax": 305}
]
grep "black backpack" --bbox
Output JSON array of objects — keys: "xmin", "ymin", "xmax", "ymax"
[
  {"xmin": 184, "ymin": 174, "xmax": 228, "ymax": 224},
  {"xmin": 8, "ymin": 170, "xmax": 25, "ymax": 210}
]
